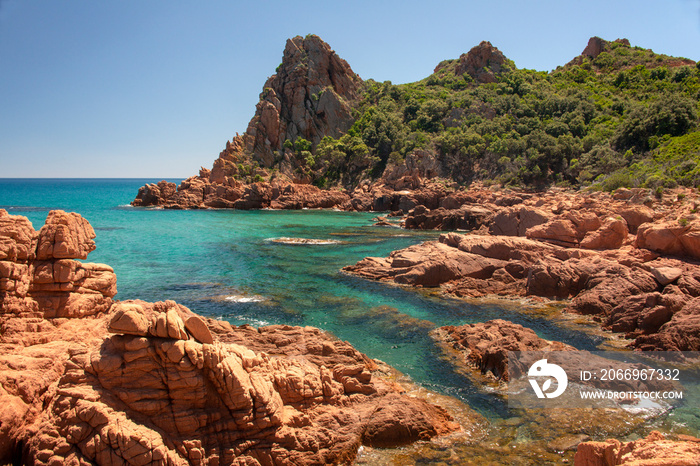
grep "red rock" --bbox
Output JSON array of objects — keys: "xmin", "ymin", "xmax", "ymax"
[
  {"xmin": 455, "ymin": 41, "xmax": 509, "ymax": 84},
  {"xmin": 36, "ymin": 210, "xmax": 96, "ymax": 260},
  {"xmin": 636, "ymin": 220, "xmax": 700, "ymax": 259},
  {"xmin": 634, "ymin": 297, "xmax": 700, "ymax": 351},
  {"xmin": 131, "ymin": 180, "xmax": 177, "ymax": 207},
  {"xmin": 345, "ymin": 227, "xmax": 699, "ymax": 349},
  {"xmin": 581, "ymin": 36, "xmax": 607, "ymax": 60},
  {"xmin": 607, "ymin": 291, "xmax": 684, "ymax": 335},
  {"xmin": 246, "ymin": 35, "xmax": 361, "ymax": 168},
  {"xmin": 431, "ymin": 319, "xmax": 574, "ymax": 381},
  {"xmin": 343, "ymin": 240, "xmax": 505, "ymax": 287},
  {"xmin": 1, "ymin": 210, "xmax": 116, "ymax": 319},
  {"xmin": 0, "ymin": 210, "xmax": 36, "ymax": 262},
  {"xmin": 575, "ymin": 431, "xmax": 700, "ymax": 465},
  {"xmin": 580, "ymin": 217, "xmax": 628, "ymax": 250},
  {"xmin": 568, "ymin": 265, "xmax": 658, "ymax": 317},
  {"xmin": 362, "ymin": 393, "xmax": 459, "ymax": 447},
  {"xmin": 185, "ymin": 315, "xmax": 214, "ymax": 344},
  {"xmin": 651, "ymin": 266, "xmax": 683, "ymax": 286},
  {"xmin": 526, "ymin": 218, "xmax": 581, "ymax": 246},
  {"xmin": 618, "ymin": 205, "xmax": 655, "ymax": 234}
]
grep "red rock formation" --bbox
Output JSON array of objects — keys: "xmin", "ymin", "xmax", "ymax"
[
  {"xmin": 636, "ymin": 220, "xmax": 700, "ymax": 260},
  {"xmin": 132, "ymin": 35, "xmax": 361, "ymax": 211},
  {"xmin": 343, "ymin": 235, "xmax": 507, "ymax": 288},
  {"xmin": 0, "ymin": 210, "xmax": 461, "ymax": 465},
  {"xmin": 455, "ymin": 41, "xmax": 510, "ymax": 84},
  {"xmin": 568, "ymin": 36, "xmax": 694, "ymax": 69},
  {"xmin": 0, "ymin": 209, "xmax": 116, "ymax": 319},
  {"xmin": 581, "ymin": 36, "xmax": 608, "ymax": 60},
  {"xmin": 344, "ymin": 219, "xmax": 700, "ymax": 350},
  {"xmin": 431, "ymin": 319, "xmax": 573, "ymax": 381},
  {"xmin": 132, "ymin": 175, "xmax": 351, "ymax": 211},
  {"xmin": 343, "ymin": 185, "xmax": 700, "ymax": 351},
  {"xmin": 574, "ymin": 431, "xmax": 700, "ymax": 465},
  {"xmin": 246, "ymin": 35, "xmax": 362, "ymax": 168}
]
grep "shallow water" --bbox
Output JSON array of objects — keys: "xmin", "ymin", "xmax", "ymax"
[{"xmin": 2, "ymin": 179, "xmax": 698, "ymax": 462}]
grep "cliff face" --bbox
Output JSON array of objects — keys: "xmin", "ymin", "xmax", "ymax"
[{"xmin": 245, "ymin": 35, "xmax": 362, "ymax": 168}]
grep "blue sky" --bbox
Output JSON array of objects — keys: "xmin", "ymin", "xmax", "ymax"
[{"xmin": 1, "ymin": 0, "xmax": 699, "ymax": 178}]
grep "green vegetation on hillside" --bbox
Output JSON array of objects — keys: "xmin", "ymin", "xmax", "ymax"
[{"xmin": 294, "ymin": 39, "xmax": 700, "ymax": 190}]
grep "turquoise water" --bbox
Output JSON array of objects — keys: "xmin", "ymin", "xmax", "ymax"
[{"xmin": 0, "ymin": 179, "xmax": 626, "ymax": 421}]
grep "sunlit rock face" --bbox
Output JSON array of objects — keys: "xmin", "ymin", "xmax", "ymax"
[{"xmin": 245, "ymin": 34, "xmax": 362, "ymax": 168}]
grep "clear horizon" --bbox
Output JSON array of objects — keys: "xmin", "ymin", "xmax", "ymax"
[{"xmin": 1, "ymin": 0, "xmax": 699, "ymax": 178}]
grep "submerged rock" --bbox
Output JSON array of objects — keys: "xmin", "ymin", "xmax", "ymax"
[{"xmin": 431, "ymin": 319, "xmax": 573, "ymax": 381}]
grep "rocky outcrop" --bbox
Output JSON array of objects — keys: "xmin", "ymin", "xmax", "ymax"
[
  {"xmin": 343, "ymin": 184, "xmax": 700, "ymax": 351},
  {"xmin": 246, "ymin": 35, "xmax": 362, "ymax": 168},
  {"xmin": 0, "ymin": 210, "xmax": 461, "ymax": 465},
  {"xmin": 344, "ymin": 221, "xmax": 700, "ymax": 350},
  {"xmin": 575, "ymin": 431, "xmax": 700, "ymax": 465},
  {"xmin": 580, "ymin": 37, "xmax": 631, "ymax": 61},
  {"xmin": 133, "ymin": 34, "xmax": 361, "ymax": 210},
  {"xmin": 345, "ymin": 232, "xmax": 589, "ymax": 298},
  {"xmin": 343, "ymin": 235, "xmax": 508, "ymax": 288},
  {"xmin": 431, "ymin": 319, "xmax": 573, "ymax": 381},
  {"xmin": 132, "ymin": 175, "xmax": 350, "ymax": 210},
  {"xmin": 398, "ymin": 186, "xmax": 662, "ymax": 240},
  {"xmin": 568, "ymin": 36, "xmax": 695, "ymax": 69},
  {"xmin": 132, "ymin": 132, "xmax": 352, "ymax": 210},
  {"xmin": 455, "ymin": 41, "xmax": 510, "ymax": 84},
  {"xmin": 0, "ymin": 209, "xmax": 116, "ymax": 319}
]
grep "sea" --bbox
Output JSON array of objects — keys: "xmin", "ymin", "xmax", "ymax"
[{"xmin": 2, "ymin": 178, "xmax": 699, "ymax": 456}]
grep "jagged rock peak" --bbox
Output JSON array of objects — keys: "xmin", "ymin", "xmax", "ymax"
[
  {"xmin": 455, "ymin": 41, "xmax": 510, "ymax": 83},
  {"xmin": 245, "ymin": 34, "xmax": 362, "ymax": 168},
  {"xmin": 581, "ymin": 36, "xmax": 630, "ymax": 60}
]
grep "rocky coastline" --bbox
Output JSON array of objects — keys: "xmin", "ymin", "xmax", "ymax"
[
  {"xmin": 343, "ymin": 185, "xmax": 700, "ymax": 354},
  {"xmin": 128, "ymin": 171, "xmax": 700, "ymax": 463},
  {"xmin": 0, "ymin": 209, "xmax": 460, "ymax": 465},
  {"xmin": 3, "ymin": 204, "xmax": 700, "ymax": 464},
  {"xmin": 44, "ymin": 30, "xmax": 700, "ymax": 464}
]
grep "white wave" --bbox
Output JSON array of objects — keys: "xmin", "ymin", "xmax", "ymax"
[
  {"xmin": 266, "ymin": 237, "xmax": 342, "ymax": 245},
  {"xmin": 224, "ymin": 295, "xmax": 266, "ymax": 303},
  {"xmin": 233, "ymin": 315, "xmax": 270, "ymax": 326}
]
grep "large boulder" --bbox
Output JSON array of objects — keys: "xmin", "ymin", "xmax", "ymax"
[
  {"xmin": 1, "ymin": 210, "xmax": 116, "ymax": 318},
  {"xmin": 636, "ymin": 220, "xmax": 700, "ymax": 259}
]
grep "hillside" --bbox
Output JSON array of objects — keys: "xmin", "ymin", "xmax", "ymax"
[
  {"xmin": 339, "ymin": 36, "xmax": 699, "ymax": 190},
  {"xmin": 133, "ymin": 35, "xmax": 700, "ymax": 208}
]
